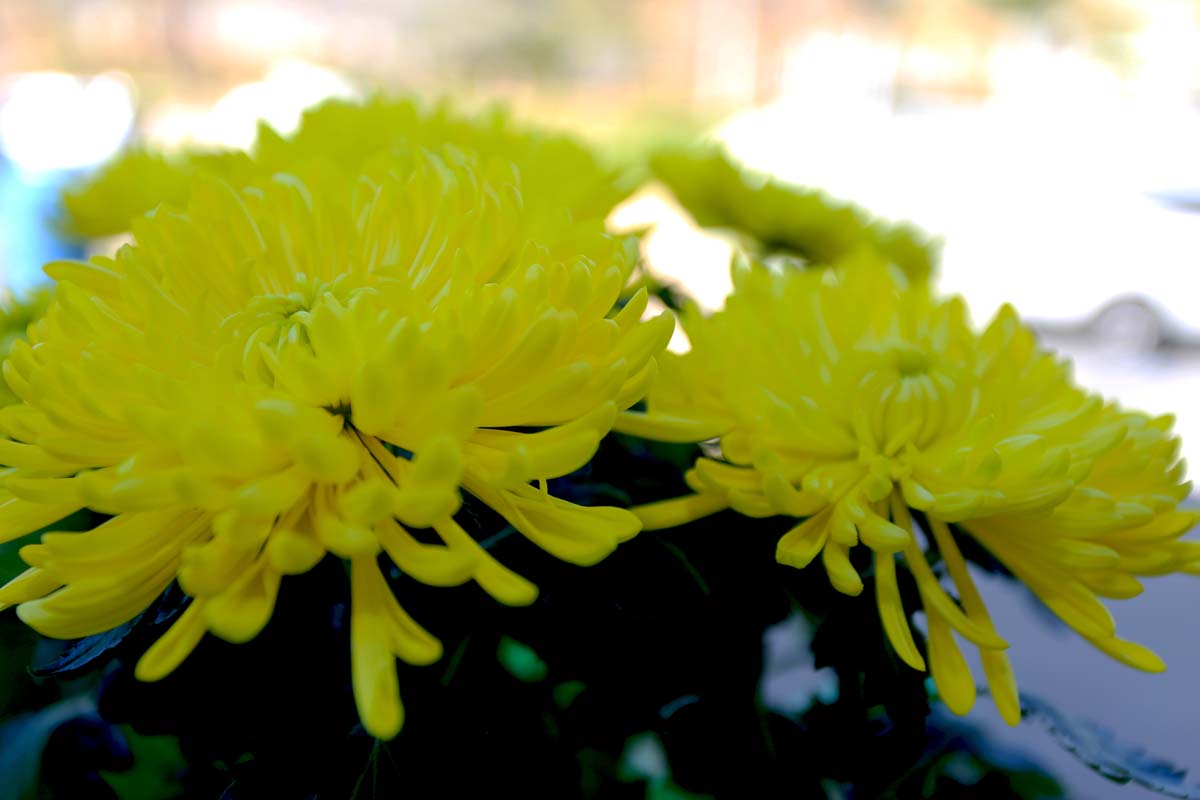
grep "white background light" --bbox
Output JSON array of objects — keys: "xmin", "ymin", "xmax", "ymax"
[{"xmin": 0, "ymin": 72, "xmax": 135, "ymax": 173}]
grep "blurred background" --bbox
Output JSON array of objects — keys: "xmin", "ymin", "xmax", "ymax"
[{"xmin": 1, "ymin": 1, "xmax": 1199, "ymax": 796}]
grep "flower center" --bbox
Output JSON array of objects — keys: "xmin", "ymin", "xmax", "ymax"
[
  {"xmin": 888, "ymin": 343, "xmax": 930, "ymax": 377},
  {"xmin": 325, "ymin": 401, "xmax": 354, "ymax": 429}
]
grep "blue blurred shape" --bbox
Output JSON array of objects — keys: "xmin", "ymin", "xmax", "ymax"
[{"xmin": 0, "ymin": 158, "xmax": 84, "ymax": 292}]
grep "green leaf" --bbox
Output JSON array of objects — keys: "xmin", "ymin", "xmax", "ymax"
[
  {"xmin": 497, "ymin": 636, "xmax": 548, "ymax": 683},
  {"xmin": 553, "ymin": 680, "xmax": 587, "ymax": 710},
  {"xmin": 0, "ymin": 617, "xmax": 37, "ymax": 717},
  {"xmin": 646, "ymin": 777, "xmax": 715, "ymax": 800},
  {"xmin": 99, "ymin": 726, "xmax": 185, "ymax": 800}
]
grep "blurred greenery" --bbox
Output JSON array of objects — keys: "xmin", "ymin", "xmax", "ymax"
[
  {"xmin": 99, "ymin": 728, "xmax": 185, "ymax": 800},
  {"xmin": 497, "ymin": 636, "xmax": 549, "ymax": 683}
]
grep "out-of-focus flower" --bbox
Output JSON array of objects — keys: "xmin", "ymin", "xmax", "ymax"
[
  {"xmin": 651, "ymin": 146, "xmax": 937, "ymax": 282},
  {"xmin": 59, "ymin": 149, "xmax": 254, "ymax": 239},
  {"xmin": 61, "ymin": 97, "xmax": 631, "ymax": 240},
  {"xmin": 0, "ymin": 152, "xmax": 672, "ymax": 739},
  {"xmin": 619, "ymin": 258, "xmax": 1196, "ymax": 725},
  {"xmin": 0, "ymin": 286, "xmax": 52, "ymax": 406}
]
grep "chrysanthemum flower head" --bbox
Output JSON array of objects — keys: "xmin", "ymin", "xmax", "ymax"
[
  {"xmin": 62, "ymin": 96, "xmax": 629, "ymax": 240},
  {"xmin": 652, "ymin": 146, "xmax": 937, "ymax": 281},
  {"xmin": 59, "ymin": 148, "xmax": 255, "ymax": 239},
  {"xmin": 255, "ymin": 97, "xmax": 631, "ymax": 229},
  {"xmin": 619, "ymin": 257, "xmax": 1197, "ymax": 724},
  {"xmin": 1, "ymin": 150, "xmax": 673, "ymax": 738}
]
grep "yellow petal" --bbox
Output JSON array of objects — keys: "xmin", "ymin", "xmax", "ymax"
[
  {"xmin": 339, "ymin": 479, "xmax": 399, "ymax": 525},
  {"xmin": 350, "ymin": 359, "xmax": 400, "ymax": 434},
  {"xmin": 393, "ymin": 435, "xmax": 463, "ymax": 528},
  {"xmin": 469, "ymin": 402, "xmax": 614, "ymax": 482},
  {"xmin": 1087, "ymin": 635, "xmax": 1166, "ymax": 673},
  {"xmin": 433, "ymin": 517, "xmax": 538, "ymax": 605},
  {"xmin": 233, "ymin": 465, "xmax": 310, "ymax": 516},
  {"xmin": 614, "ymin": 357, "xmax": 659, "ymax": 412},
  {"xmin": 135, "ymin": 601, "xmax": 210, "ymax": 682},
  {"xmin": 472, "ymin": 481, "xmax": 637, "ymax": 566},
  {"xmin": 822, "ymin": 540, "xmax": 863, "ymax": 596},
  {"xmin": 612, "ymin": 411, "xmax": 729, "ymax": 443},
  {"xmin": 350, "ymin": 567, "xmax": 404, "ymax": 739},
  {"xmin": 981, "ymin": 649, "xmax": 1021, "ymax": 726},
  {"xmin": 903, "ymin": 537, "xmax": 1007, "ymax": 650},
  {"xmin": 19, "ymin": 552, "xmax": 180, "ymax": 639},
  {"xmin": 763, "ymin": 472, "xmax": 827, "ymax": 517},
  {"xmin": 266, "ymin": 527, "xmax": 327, "ymax": 575},
  {"xmin": 0, "ymin": 567, "xmax": 63, "ymax": 608},
  {"xmin": 632, "ymin": 493, "xmax": 728, "ymax": 530},
  {"xmin": 1079, "ymin": 571, "xmax": 1143, "ymax": 600},
  {"xmin": 375, "ymin": 518, "xmax": 476, "ymax": 587},
  {"xmin": 0, "ymin": 440, "xmax": 78, "ymax": 472},
  {"xmin": 0, "ymin": 495, "xmax": 82, "ymax": 545},
  {"xmin": 927, "ymin": 608, "xmax": 976, "ymax": 716},
  {"xmin": 899, "ymin": 478, "xmax": 935, "ymax": 510},
  {"xmin": 874, "ymin": 552, "xmax": 925, "ymax": 670},
  {"xmin": 6, "ymin": 477, "xmax": 86, "ymax": 506},
  {"xmin": 776, "ymin": 510, "xmax": 831, "ymax": 569},
  {"xmin": 314, "ymin": 511, "xmax": 380, "ymax": 559},
  {"xmin": 293, "ymin": 432, "xmax": 359, "ymax": 484},
  {"xmin": 43, "ymin": 258, "xmax": 122, "ymax": 295},
  {"xmin": 925, "ymin": 517, "xmax": 1021, "ymax": 725},
  {"xmin": 858, "ymin": 514, "xmax": 910, "ymax": 553},
  {"xmin": 204, "ymin": 560, "xmax": 282, "ymax": 644},
  {"xmin": 179, "ymin": 535, "xmax": 256, "ymax": 597},
  {"xmin": 40, "ymin": 509, "xmax": 198, "ymax": 563},
  {"xmin": 984, "ymin": 535, "xmax": 1115, "ymax": 641},
  {"xmin": 350, "ymin": 556, "xmax": 441, "ymax": 739}
]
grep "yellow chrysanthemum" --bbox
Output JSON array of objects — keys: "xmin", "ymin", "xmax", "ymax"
[
  {"xmin": 0, "ymin": 151, "xmax": 673, "ymax": 738},
  {"xmin": 62, "ymin": 96, "xmax": 630, "ymax": 240},
  {"xmin": 59, "ymin": 148, "xmax": 255, "ymax": 239},
  {"xmin": 0, "ymin": 286, "xmax": 53, "ymax": 406},
  {"xmin": 618, "ymin": 257, "xmax": 1197, "ymax": 725},
  {"xmin": 651, "ymin": 145, "xmax": 937, "ymax": 282}
]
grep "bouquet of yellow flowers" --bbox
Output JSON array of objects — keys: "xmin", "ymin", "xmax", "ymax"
[{"xmin": 0, "ymin": 97, "xmax": 1195, "ymax": 799}]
